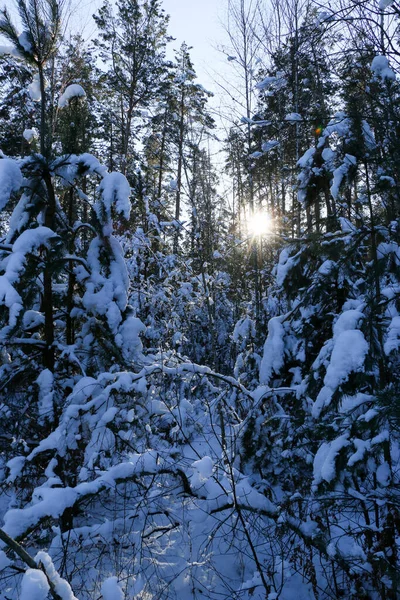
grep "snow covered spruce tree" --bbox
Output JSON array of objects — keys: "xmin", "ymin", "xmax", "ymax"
[
  {"xmin": 2, "ymin": 0, "xmax": 400, "ymax": 599},
  {"xmin": 0, "ymin": 7, "xmax": 341, "ymax": 593},
  {"xmin": 0, "ymin": 3, "xmax": 298, "ymax": 599},
  {"xmin": 0, "ymin": 2, "xmax": 144, "ymax": 596},
  {"xmin": 239, "ymin": 29, "xmax": 400, "ymax": 598}
]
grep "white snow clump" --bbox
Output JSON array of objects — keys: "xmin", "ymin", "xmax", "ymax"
[
  {"xmin": 58, "ymin": 84, "xmax": 86, "ymax": 108},
  {"xmin": 23, "ymin": 128, "xmax": 39, "ymax": 143},
  {"xmin": 28, "ymin": 74, "xmax": 42, "ymax": 102},
  {"xmin": 0, "ymin": 159, "xmax": 23, "ymax": 211},
  {"xmin": 371, "ymin": 55, "xmax": 395, "ymax": 81},
  {"xmin": 101, "ymin": 576, "xmax": 124, "ymax": 600},
  {"xmin": 20, "ymin": 569, "xmax": 50, "ymax": 600}
]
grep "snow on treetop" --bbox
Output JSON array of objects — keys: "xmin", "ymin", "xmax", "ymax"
[
  {"xmin": 58, "ymin": 84, "xmax": 86, "ymax": 108},
  {"xmin": 259, "ymin": 316, "xmax": 285, "ymax": 385},
  {"xmin": 331, "ymin": 154, "xmax": 357, "ymax": 200},
  {"xmin": 28, "ymin": 74, "xmax": 41, "ymax": 102},
  {"xmin": 12, "ymin": 226, "xmax": 58, "ymax": 255},
  {"xmin": 297, "ymin": 147, "xmax": 315, "ymax": 169},
  {"xmin": 262, "ymin": 140, "xmax": 279, "ymax": 153},
  {"xmin": 312, "ymin": 309, "xmax": 369, "ymax": 418},
  {"xmin": 313, "ymin": 433, "xmax": 350, "ymax": 486},
  {"xmin": 23, "ymin": 128, "xmax": 39, "ymax": 143},
  {"xmin": 285, "ymin": 113, "xmax": 303, "ymax": 122},
  {"xmin": 96, "ymin": 172, "xmax": 131, "ymax": 222},
  {"xmin": 371, "ymin": 55, "xmax": 395, "ymax": 80},
  {"xmin": 3, "ymin": 227, "xmax": 59, "ymax": 288},
  {"xmin": 256, "ymin": 72, "xmax": 286, "ymax": 91},
  {"xmin": 332, "ymin": 309, "xmax": 365, "ymax": 337},
  {"xmin": 0, "ymin": 159, "xmax": 22, "ymax": 211}
]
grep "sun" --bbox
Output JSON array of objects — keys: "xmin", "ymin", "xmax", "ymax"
[{"xmin": 246, "ymin": 210, "xmax": 273, "ymax": 237}]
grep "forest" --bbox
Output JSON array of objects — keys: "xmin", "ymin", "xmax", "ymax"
[{"xmin": 0, "ymin": 0, "xmax": 399, "ymax": 598}]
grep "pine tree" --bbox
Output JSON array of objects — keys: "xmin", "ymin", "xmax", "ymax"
[{"xmin": 93, "ymin": 0, "xmax": 170, "ymax": 179}]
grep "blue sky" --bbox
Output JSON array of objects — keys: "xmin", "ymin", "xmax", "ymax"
[
  {"xmin": 67, "ymin": 0, "xmax": 228, "ymax": 94},
  {"xmin": 162, "ymin": 0, "xmax": 227, "ymax": 89}
]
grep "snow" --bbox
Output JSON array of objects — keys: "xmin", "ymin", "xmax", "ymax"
[
  {"xmin": 0, "ymin": 45, "xmax": 22, "ymax": 58},
  {"xmin": 3, "ymin": 451, "xmax": 160, "ymax": 538},
  {"xmin": 316, "ymin": 10, "xmax": 335, "ymax": 23},
  {"xmin": 0, "ymin": 22, "xmax": 397, "ymax": 598},
  {"xmin": 5, "ymin": 192, "xmax": 31, "ymax": 241},
  {"xmin": 101, "ymin": 577, "xmax": 124, "ymax": 600},
  {"xmin": 322, "ymin": 148, "xmax": 335, "ymax": 162},
  {"xmin": 0, "ymin": 275, "xmax": 23, "ymax": 329},
  {"xmin": 371, "ymin": 55, "xmax": 395, "ymax": 81},
  {"xmin": 241, "ymin": 116, "xmax": 271, "ymax": 127},
  {"xmin": 362, "ymin": 120, "xmax": 376, "ymax": 149},
  {"xmin": 58, "ymin": 84, "xmax": 86, "ymax": 108},
  {"xmin": 317, "ymin": 113, "xmax": 351, "ymax": 148},
  {"xmin": 12, "ymin": 226, "xmax": 57, "ymax": 256},
  {"xmin": 67, "ymin": 377, "xmax": 101, "ymax": 404},
  {"xmin": 297, "ymin": 147, "xmax": 315, "ymax": 168},
  {"xmin": 256, "ymin": 76, "xmax": 277, "ymax": 90},
  {"xmin": 62, "ymin": 154, "xmax": 108, "ymax": 180},
  {"xmin": 332, "ymin": 309, "xmax": 364, "ymax": 337},
  {"xmin": 96, "ymin": 172, "xmax": 131, "ymax": 222},
  {"xmin": 314, "ymin": 330, "xmax": 368, "ymax": 413},
  {"xmin": 18, "ymin": 31, "xmax": 32, "ymax": 53},
  {"xmin": 0, "ymin": 159, "xmax": 23, "ymax": 210},
  {"xmin": 262, "ymin": 140, "xmax": 279, "ymax": 153},
  {"xmin": 7, "ymin": 455, "xmax": 26, "ymax": 482},
  {"xmin": 347, "ymin": 438, "xmax": 370, "ymax": 466},
  {"xmin": 275, "ymin": 246, "xmax": 301, "ymax": 287},
  {"xmin": 384, "ymin": 315, "xmax": 400, "ymax": 354},
  {"xmin": 379, "ymin": 0, "xmax": 395, "ymax": 9},
  {"xmin": 285, "ymin": 112, "xmax": 302, "ymax": 122},
  {"xmin": 233, "ymin": 316, "xmax": 255, "ymax": 343},
  {"xmin": 313, "ymin": 433, "xmax": 350, "ymax": 485},
  {"xmin": 313, "ymin": 311, "xmax": 368, "ymax": 418},
  {"xmin": 82, "ymin": 235, "xmax": 129, "ymax": 333},
  {"xmin": 376, "ymin": 462, "xmax": 390, "ymax": 486},
  {"xmin": 259, "ymin": 316, "xmax": 285, "ymax": 384},
  {"xmin": 23, "ymin": 310, "xmax": 45, "ymax": 330},
  {"xmin": 275, "ymin": 573, "xmax": 316, "ymax": 600},
  {"xmin": 28, "ymin": 74, "xmax": 42, "ymax": 102},
  {"xmin": 34, "ymin": 552, "xmax": 78, "ymax": 600},
  {"xmin": 318, "ymin": 260, "xmax": 335, "ymax": 275},
  {"xmin": 190, "ymin": 456, "xmax": 214, "ymax": 490},
  {"xmin": 23, "ymin": 128, "xmax": 39, "ymax": 142},
  {"xmin": 20, "ymin": 569, "xmax": 50, "ymax": 600},
  {"xmin": 331, "ymin": 154, "xmax": 357, "ymax": 200},
  {"xmin": 36, "ymin": 369, "xmax": 54, "ymax": 422},
  {"xmin": 115, "ymin": 315, "xmax": 146, "ymax": 361},
  {"xmin": 1, "ymin": 227, "xmax": 58, "ymax": 293},
  {"xmin": 340, "ymin": 217, "xmax": 356, "ymax": 232},
  {"xmin": 256, "ymin": 71, "xmax": 286, "ymax": 91},
  {"xmin": 339, "ymin": 393, "xmax": 373, "ymax": 413}
]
